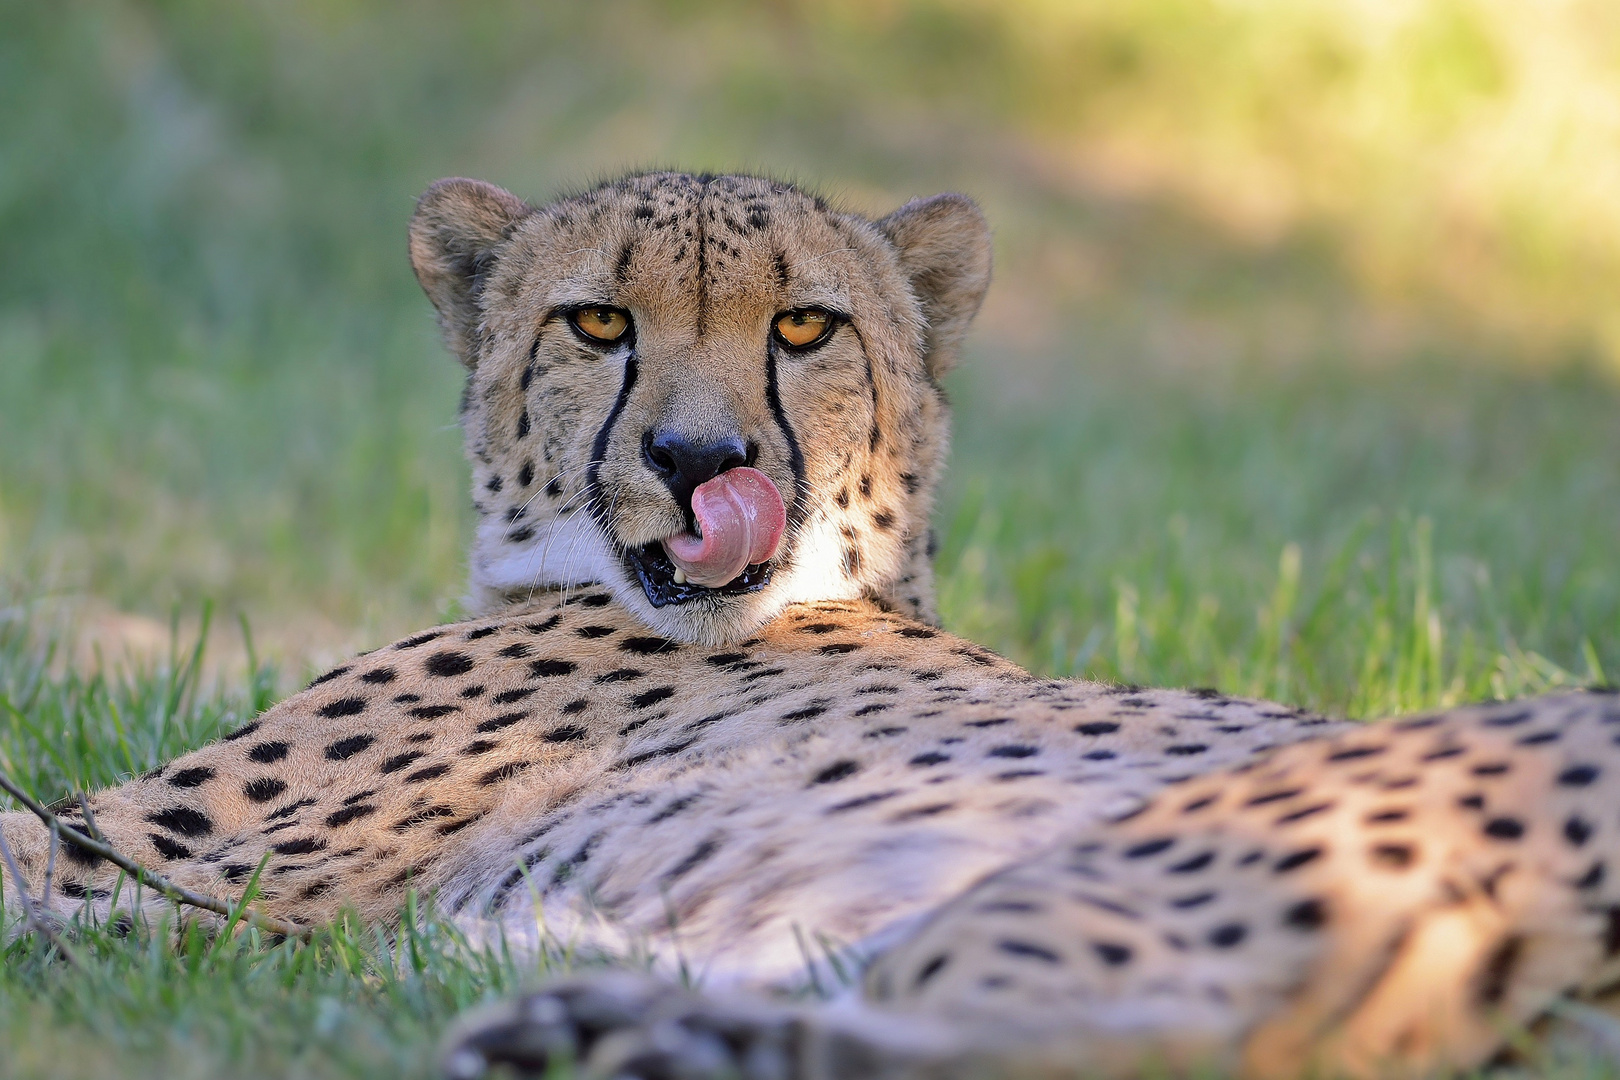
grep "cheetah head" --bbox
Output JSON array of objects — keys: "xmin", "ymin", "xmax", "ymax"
[{"xmin": 410, "ymin": 172, "xmax": 991, "ymax": 646}]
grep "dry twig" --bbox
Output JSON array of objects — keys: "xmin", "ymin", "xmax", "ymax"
[{"xmin": 0, "ymin": 769, "xmax": 305, "ymax": 940}]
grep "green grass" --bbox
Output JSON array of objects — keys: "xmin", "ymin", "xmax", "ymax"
[{"xmin": 2, "ymin": 0, "xmax": 1618, "ymax": 1076}]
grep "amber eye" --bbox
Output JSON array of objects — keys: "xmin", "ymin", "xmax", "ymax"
[
  {"xmin": 569, "ymin": 306, "xmax": 631, "ymax": 344},
  {"xmin": 773, "ymin": 308, "xmax": 834, "ymax": 349}
]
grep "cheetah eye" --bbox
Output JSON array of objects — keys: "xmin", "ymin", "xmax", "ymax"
[
  {"xmin": 773, "ymin": 308, "xmax": 835, "ymax": 350},
  {"xmin": 569, "ymin": 306, "xmax": 632, "ymax": 344}
]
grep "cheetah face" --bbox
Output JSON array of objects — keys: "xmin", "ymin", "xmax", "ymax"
[{"xmin": 410, "ymin": 173, "xmax": 990, "ymax": 645}]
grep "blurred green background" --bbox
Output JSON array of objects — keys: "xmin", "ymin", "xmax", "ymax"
[
  {"xmin": 1, "ymin": 0, "xmax": 1616, "ymax": 715},
  {"xmin": 2, "ymin": 4, "xmax": 1619, "ymax": 1076}
]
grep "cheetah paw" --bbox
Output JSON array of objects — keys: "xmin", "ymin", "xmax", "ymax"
[{"xmin": 439, "ymin": 971, "xmax": 808, "ymax": 1080}]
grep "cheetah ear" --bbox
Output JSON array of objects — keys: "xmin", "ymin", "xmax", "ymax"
[
  {"xmin": 878, "ymin": 194, "xmax": 992, "ymax": 378},
  {"xmin": 409, "ymin": 178, "xmax": 535, "ymax": 368}
]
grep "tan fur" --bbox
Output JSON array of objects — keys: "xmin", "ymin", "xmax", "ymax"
[{"xmin": 4, "ymin": 174, "xmax": 1616, "ymax": 1080}]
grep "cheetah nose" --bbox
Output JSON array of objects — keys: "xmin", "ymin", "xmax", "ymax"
[{"xmin": 642, "ymin": 430, "xmax": 753, "ymax": 514}]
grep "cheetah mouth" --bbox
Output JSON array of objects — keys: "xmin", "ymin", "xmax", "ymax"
[
  {"xmin": 625, "ymin": 466, "xmax": 786, "ymax": 608},
  {"xmin": 625, "ymin": 543, "xmax": 774, "ymax": 608}
]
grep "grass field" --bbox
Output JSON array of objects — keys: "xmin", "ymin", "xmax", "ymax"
[{"xmin": 2, "ymin": 1, "xmax": 1618, "ymax": 1077}]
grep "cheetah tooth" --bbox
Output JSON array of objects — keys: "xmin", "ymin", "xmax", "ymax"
[{"xmin": 673, "ymin": 568, "xmax": 687, "ymax": 585}]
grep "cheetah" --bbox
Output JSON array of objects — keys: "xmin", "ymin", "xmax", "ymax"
[{"xmin": 3, "ymin": 172, "xmax": 1617, "ymax": 1079}]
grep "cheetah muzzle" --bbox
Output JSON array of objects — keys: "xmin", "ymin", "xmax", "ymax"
[{"xmin": 3, "ymin": 172, "xmax": 1616, "ymax": 1080}]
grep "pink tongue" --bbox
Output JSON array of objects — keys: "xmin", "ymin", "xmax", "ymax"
[{"xmin": 662, "ymin": 467, "xmax": 786, "ymax": 588}]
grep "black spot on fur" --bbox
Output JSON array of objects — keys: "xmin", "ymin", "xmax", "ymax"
[
  {"xmin": 361, "ymin": 668, "xmax": 397, "ymax": 684},
  {"xmin": 1371, "ymin": 843, "xmax": 1416, "ymax": 869},
  {"xmin": 826, "ymin": 790, "xmax": 900, "ymax": 813},
  {"xmin": 249, "ymin": 741, "xmax": 290, "ymax": 764},
  {"xmin": 477, "ymin": 711, "xmax": 529, "ymax": 733},
  {"xmin": 663, "ymin": 837, "xmax": 721, "ymax": 883},
  {"xmin": 1565, "ymin": 816, "xmax": 1594, "ymax": 846},
  {"xmin": 146, "ymin": 806, "xmax": 213, "ymax": 837},
  {"xmin": 813, "ymin": 760, "xmax": 861, "ymax": 784},
  {"xmin": 999, "ymin": 939, "xmax": 1061, "ymax": 964},
  {"xmin": 1274, "ymin": 847, "xmax": 1323, "ymax": 872},
  {"xmin": 493, "ymin": 687, "xmax": 537, "ymax": 705},
  {"xmin": 1476, "ymin": 936, "xmax": 1523, "ymax": 1005},
  {"xmin": 318, "ymin": 697, "xmax": 368, "ymax": 719},
  {"xmin": 782, "ymin": 704, "xmax": 828, "ymax": 722},
  {"xmin": 167, "ymin": 767, "xmax": 215, "ymax": 788},
  {"xmin": 223, "ymin": 721, "xmax": 260, "ymax": 741},
  {"xmin": 479, "ymin": 761, "xmax": 532, "ymax": 786},
  {"xmin": 1559, "ymin": 764, "xmax": 1600, "ymax": 786},
  {"xmin": 1209, "ymin": 923, "xmax": 1248, "ymax": 948},
  {"xmin": 1169, "ymin": 851, "xmax": 1216, "ymax": 873},
  {"xmin": 1092, "ymin": 941, "xmax": 1133, "ymax": 966},
  {"xmin": 243, "ymin": 777, "xmax": 288, "ymax": 803},
  {"xmin": 499, "ymin": 643, "xmax": 531, "ymax": 659},
  {"xmin": 380, "ymin": 752, "xmax": 425, "ymax": 774},
  {"xmin": 989, "ymin": 745, "xmax": 1040, "ymax": 759},
  {"xmin": 395, "ymin": 631, "xmax": 444, "ymax": 650},
  {"xmin": 149, "ymin": 833, "xmax": 192, "ymax": 860},
  {"xmin": 325, "ymin": 734, "xmax": 375, "ymax": 760},
  {"xmin": 530, "ymin": 659, "xmax": 577, "ymax": 678},
  {"xmin": 459, "ymin": 740, "xmax": 499, "ymax": 756},
  {"xmin": 630, "ymin": 686, "xmax": 676, "ymax": 709},
  {"xmin": 910, "ymin": 752, "xmax": 950, "ymax": 766},
  {"xmin": 272, "ymin": 837, "xmax": 326, "ymax": 857},
  {"xmin": 325, "ymin": 805, "xmax": 376, "ymax": 828},
  {"xmin": 425, "ymin": 651, "xmax": 475, "ymax": 678},
  {"xmin": 1484, "ymin": 817, "xmax": 1526, "ymax": 840},
  {"xmin": 1075, "ymin": 722, "xmax": 1120, "ymax": 736},
  {"xmin": 307, "ymin": 666, "xmax": 351, "ymax": 688},
  {"xmin": 620, "ymin": 636, "xmax": 678, "ymax": 654},
  {"xmin": 409, "ymin": 705, "xmax": 459, "ymax": 719},
  {"xmin": 1124, "ymin": 838, "xmax": 1175, "ymax": 859}
]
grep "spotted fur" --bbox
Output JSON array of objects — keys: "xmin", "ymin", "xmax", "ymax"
[{"xmin": 2, "ymin": 174, "xmax": 1614, "ymax": 1080}]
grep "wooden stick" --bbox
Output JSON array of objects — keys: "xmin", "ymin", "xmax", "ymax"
[{"xmin": 0, "ymin": 770, "xmax": 306, "ymax": 940}]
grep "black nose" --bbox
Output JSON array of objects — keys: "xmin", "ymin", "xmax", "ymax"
[{"xmin": 642, "ymin": 430, "xmax": 751, "ymax": 513}]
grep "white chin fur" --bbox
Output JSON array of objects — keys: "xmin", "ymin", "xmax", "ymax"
[
  {"xmin": 469, "ymin": 513, "xmax": 622, "ymax": 602},
  {"xmin": 469, "ymin": 511, "xmax": 872, "ymax": 646}
]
